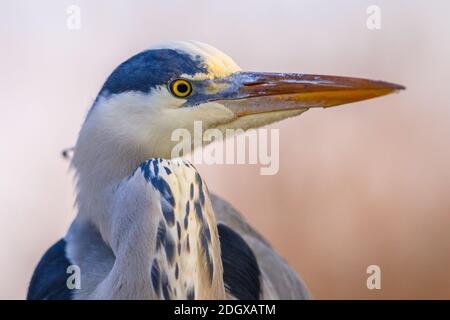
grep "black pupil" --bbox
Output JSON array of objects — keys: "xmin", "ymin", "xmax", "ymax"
[{"xmin": 177, "ymin": 83, "xmax": 189, "ymax": 94}]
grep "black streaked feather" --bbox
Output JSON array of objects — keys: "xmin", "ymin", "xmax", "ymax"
[
  {"xmin": 161, "ymin": 272, "xmax": 171, "ymax": 300},
  {"xmin": 151, "ymin": 259, "xmax": 161, "ymax": 295},
  {"xmin": 218, "ymin": 223, "xmax": 261, "ymax": 300},
  {"xmin": 190, "ymin": 183, "xmax": 194, "ymax": 199},
  {"xmin": 194, "ymin": 200, "xmax": 203, "ymax": 221},
  {"xmin": 163, "ymin": 166, "xmax": 172, "ymax": 175},
  {"xmin": 186, "ymin": 286, "xmax": 195, "ymax": 300},
  {"xmin": 176, "ymin": 221, "xmax": 181, "ymax": 240},
  {"xmin": 156, "ymin": 220, "xmax": 166, "ymax": 251},
  {"xmin": 160, "ymin": 196, "xmax": 175, "ymax": 226},
  {"xmin": 164, "ymin": 233, "xmax": 175, "ymax": 264},
  {"xmin": 195, "ymin": 172, "xmax": 205, "ymax": 206}
]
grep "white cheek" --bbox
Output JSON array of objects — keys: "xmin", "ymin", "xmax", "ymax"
[
  {"xmin": 90, "ymin": 89, "xmax": 235, "ymax": 152},
  {"xmin": 90, "ymin": 89, "xmax": 181, "ymax": 143},
  {"xmin": 168, "ymin": 102, "xmax": 236, "ymax": 129},
  {"xmin": 150, "ymin": 87, "xmax": 187, "ymax": 109}
]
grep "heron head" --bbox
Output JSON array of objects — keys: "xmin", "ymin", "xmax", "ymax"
[{"xmin": 82, "ymin": 40, "xmax": 403, "ymax": 159}]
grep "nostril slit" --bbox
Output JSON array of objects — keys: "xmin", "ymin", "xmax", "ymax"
[{"xmin": 243, "ymin": 81, "xmax": 266, "ymax": 87}]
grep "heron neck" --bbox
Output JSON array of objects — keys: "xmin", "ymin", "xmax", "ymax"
[
  {"xmin": 72, "ymin": 125, "xmax": 226, "ymax": 299},
  {"xmin": 71, "ymin": 119, "xmax": 155, "ymax": 234},
  {"xmin": 149, "ymin": 160, "xmax": 226, "ymax": 299}
]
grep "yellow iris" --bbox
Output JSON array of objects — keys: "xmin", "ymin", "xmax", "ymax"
[{"xmin": 169, "ymin": 79, "xmax": 192, "ymax": 98}]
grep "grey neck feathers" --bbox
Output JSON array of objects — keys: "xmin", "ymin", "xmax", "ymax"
[
  {"xmin": 146, "ymin": 159, "xmax": 225, "ymax": 299},
  {"xmin": 71, "ymin": 120, "xmax": 225, "ymax": 299},
  {"xmin": 72, "ymin": 120, "xmax": 151, "ymax": 235}
]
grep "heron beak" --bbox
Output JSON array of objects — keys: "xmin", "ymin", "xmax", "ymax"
[{"xmin": 215, "ymin": 72, "xmax": 405, "ymax": 117}]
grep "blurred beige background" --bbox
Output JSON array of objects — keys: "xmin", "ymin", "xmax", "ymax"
[{"xmin": 1, "ymin": 0, "xmax": 450, "ymax": 299}]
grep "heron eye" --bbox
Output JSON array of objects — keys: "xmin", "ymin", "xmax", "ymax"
[{"xmin": 169, "ymin": 79, "xmax": 192, "ymax": 98}]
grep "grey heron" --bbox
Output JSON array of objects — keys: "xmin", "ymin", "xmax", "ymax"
[{"xmin": 27, "ymin": 41, "xmax": 403, "ymax": 300}]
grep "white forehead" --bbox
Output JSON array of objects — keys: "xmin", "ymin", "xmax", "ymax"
[{"xmin": 150, "ymin": 40, "xmax": 241, "ymax": 79}]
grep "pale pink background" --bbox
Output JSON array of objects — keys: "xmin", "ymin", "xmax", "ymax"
[{"xmin": 1, "ymin": 0, "xmax": 449, "ymax": 299}]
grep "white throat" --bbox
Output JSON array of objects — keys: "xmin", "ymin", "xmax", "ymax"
[{"xmin": 72, "ymin": 119, "xmax": 149, "ymax": 234}]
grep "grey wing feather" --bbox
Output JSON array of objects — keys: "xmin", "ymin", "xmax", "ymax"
[{"xmin": 211, "ymin": 193, "xmax": 311, "ymax": 300}]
